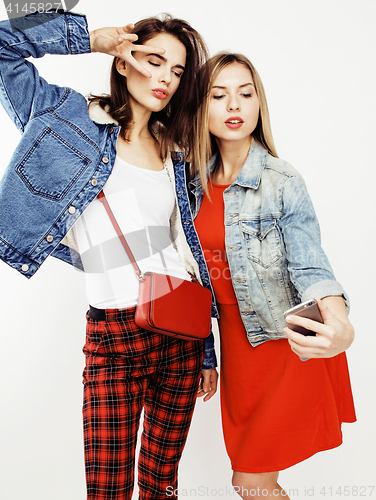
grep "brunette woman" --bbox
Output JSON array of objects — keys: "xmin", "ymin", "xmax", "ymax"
[
  {"xmin": 191, "ymin": 53, "xmax": 356, "ymax": 499},
  {"xmin": 0, "ymin": 10, "xmax": 218, "ymax": 499}
]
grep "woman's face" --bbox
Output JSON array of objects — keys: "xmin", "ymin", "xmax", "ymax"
[
  {"xmin": 117, "ymin": 33, "xmax": 186, "ymax": 116},
  {"xmin": 209, "ymin": 62, "xmax": 260, "ymax": 146}
]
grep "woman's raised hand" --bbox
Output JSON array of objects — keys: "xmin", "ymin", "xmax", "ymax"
[
  {"xmin": 89, "ymin": 24, "xmax": 165, "ymax": 78},
  {"xmin": 284, "ymin": 296, "xmax": 355, "ymax": 359}
]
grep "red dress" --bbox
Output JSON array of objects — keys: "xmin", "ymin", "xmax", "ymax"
[{"xmin": 194, "ymin": 178, "xmax": 356, "ymax": 473}]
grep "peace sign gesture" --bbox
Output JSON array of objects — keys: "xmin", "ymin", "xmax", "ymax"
[{"xmin": 89, "ymin": 24, "xmax": 165, "ymax": 78}]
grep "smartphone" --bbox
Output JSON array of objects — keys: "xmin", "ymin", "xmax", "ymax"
[{"xmin": 284, "ymin": 298, "xmax": 323, "ymax": 336}]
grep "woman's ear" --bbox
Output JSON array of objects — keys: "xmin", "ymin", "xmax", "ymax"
[{"xmin": 115, "ymin": 58, "xmax": 127, "ymax": 77}]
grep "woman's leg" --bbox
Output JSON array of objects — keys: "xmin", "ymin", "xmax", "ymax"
[
  {"xmin": 82, "ymin": 308, "xmax": 151, "ymax": 500},
  {"xmin": 232, "ymin": 471, "xmax": 290, "ymax": 499},
  {"xmin": 83, "ymin": 375, "xmax": 146, "ymax": 500},
  {"xmin": 137, "ymin": 340, "xmax": 204, "ymax": 500}
]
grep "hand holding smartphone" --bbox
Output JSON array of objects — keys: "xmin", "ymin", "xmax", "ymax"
[{"xmin": 284, "ymin": 298, "xmax": 324, "ymax": 360}]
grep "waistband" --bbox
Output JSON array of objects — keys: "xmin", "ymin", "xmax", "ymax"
[{"xmin": 88, "ymin": 305, "xmax": 137, "ymax": 321}]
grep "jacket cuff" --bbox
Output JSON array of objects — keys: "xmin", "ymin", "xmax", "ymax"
[
  {"xmin": 202, "ymin": 330, "xmax": 217, "ymax": 369},
  {"xmin": 202, "ymin": 349, "xmax": 217, "ymax": 370},
  {"xmin": 301, "ymin": 279, "xmax": 350, "ymax": 313},
  {"xmin": 65, "ymin": 13, "xmax": 91, "ymax": 55}
]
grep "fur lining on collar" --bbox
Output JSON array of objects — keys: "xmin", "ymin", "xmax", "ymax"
[{"xmin": 87, "ymin": 101, "xmax": 119, "ymax": 126}]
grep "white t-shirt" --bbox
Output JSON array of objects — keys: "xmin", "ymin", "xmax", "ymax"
[{"xmin": 72, "ymin": 155, "xmax": 190, "ymax": 309}]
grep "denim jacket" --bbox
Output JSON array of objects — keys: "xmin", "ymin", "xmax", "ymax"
[
  {"xmin": 189, "ymin": 140, "xmax": 349, "ymax": 347},
  {"xmin": 0, "ymin": 12, "xmax": 217, "ymax": 368}
]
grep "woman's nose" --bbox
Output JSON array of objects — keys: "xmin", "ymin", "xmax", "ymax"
[
  {"xmin": 159, "ymin": 70, "xmax": 171, "ymax": 85},
  {"xmin": 227, "ymin": 97, "xmax": 240, "ymax": 111}
]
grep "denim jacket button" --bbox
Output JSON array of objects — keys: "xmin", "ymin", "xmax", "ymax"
[
  {"xmin": 102, "ymin": 156, "xmax": 109, "ymax": 164},
  {"xmin": 91, "ymin": 179, "xmax": 98, "ymax": 186},
  {"xmin": 68, "ymin": 206, "xmax": 76, "ymax": 214},
  {"xmin": 46, "ymin": 235, "xmax": 54, "ymax": 243},
  {"xmin": 108, "ymin": 128, "xmax": 114, "ymax": 134},
  {"xmin": 21, "ymin": 264, "xmax": 29, "ymax": 272}
]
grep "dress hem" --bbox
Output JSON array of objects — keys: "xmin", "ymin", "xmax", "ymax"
[{"xmin": 230, "ymin": 438, "xmax": 345, "ymax": 474}]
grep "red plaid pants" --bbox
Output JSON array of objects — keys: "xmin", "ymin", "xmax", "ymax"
[{"xmin": 82, "ymin": 306, "xmax": 204, "ymax": 500}]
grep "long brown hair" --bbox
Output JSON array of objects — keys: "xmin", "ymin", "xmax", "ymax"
[
  {"xmin": 89, "ymin": 14, "xmax": 208, "ymax": 161},
  {"xmin": 192, "ymin": 52, "xmax": 278, "ymax": 192}
]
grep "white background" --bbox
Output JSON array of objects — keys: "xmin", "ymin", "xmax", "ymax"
[{"xmin": 0, "ymin": 0, "xmax": 375, "ymax": 499}]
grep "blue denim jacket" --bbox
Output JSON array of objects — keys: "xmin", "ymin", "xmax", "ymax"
[
  {"xmin": 189, "ymin": 141, "xmax": 349, "ymax": 346},
  {"xmin": 0, "ymin": 12, "xmax": 217, "ymax": 368}
]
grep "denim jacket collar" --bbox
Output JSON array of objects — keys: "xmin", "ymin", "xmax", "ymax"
[
  {"xmin": 189, "ymin": 138, "xmax": 268, "ymax": 194},
  {"xmin": 232, "ymin": 139, "xmax": 267, "ymax": 190},
  {"xmin": 189, "ymin": 152, "xmax": 215, "ymax": 190}
]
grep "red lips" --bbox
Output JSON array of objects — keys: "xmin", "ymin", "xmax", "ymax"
[
  {"xmin": 151, "ymin": 88, "xmax": 169, "ymax": 99},
  {"xmin": 225, "ymin": 116, "xmax": 244, "ymax": 128}
]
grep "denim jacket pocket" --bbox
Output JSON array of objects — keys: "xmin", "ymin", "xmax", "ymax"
[
  {"xmin": 241, "ymin": 218, "xmax": 282, "ymax": 268},
  {"xmin": 16, "ymin": 127, "xmax": 91, "ymax": 201}
]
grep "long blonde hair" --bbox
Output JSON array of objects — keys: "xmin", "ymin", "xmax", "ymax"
[{"xmin": 191, "ymin": 52, "xmax": 278, "ymax": 192}]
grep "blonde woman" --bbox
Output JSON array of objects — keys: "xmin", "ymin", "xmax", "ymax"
[{"xmin": 190, "ymin": 53, "xmax": 356, "ymax": 499}]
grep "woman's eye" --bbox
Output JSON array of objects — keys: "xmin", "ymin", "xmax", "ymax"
[
  {"xmin": 241, "ymin": 93, "xmax": 252, "ymax": 98},
  {"xmin": 148, "ymin": 61, "xmax": 160, "ymax": 67},
  {"xmin": 173, "ymin": 70, "xmax": 183, "ymax": 78},
  {"xmin": 212, "ymin": 95, "xmax": 225, "ymax": 100}
]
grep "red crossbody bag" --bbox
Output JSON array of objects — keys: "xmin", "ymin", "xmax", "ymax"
[{"xmin": 98, "ymin": 190, "xmax": 212, "ymax": 341}]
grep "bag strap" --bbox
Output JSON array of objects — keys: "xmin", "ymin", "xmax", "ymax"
[{"xmin": 98, "ymin": 190, "xmax": 145, "ymax": 282}]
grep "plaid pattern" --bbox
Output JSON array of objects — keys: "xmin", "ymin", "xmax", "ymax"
[{"xmin": 83, "ymin": 306, "xmax": 204, "ymax": 500}]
